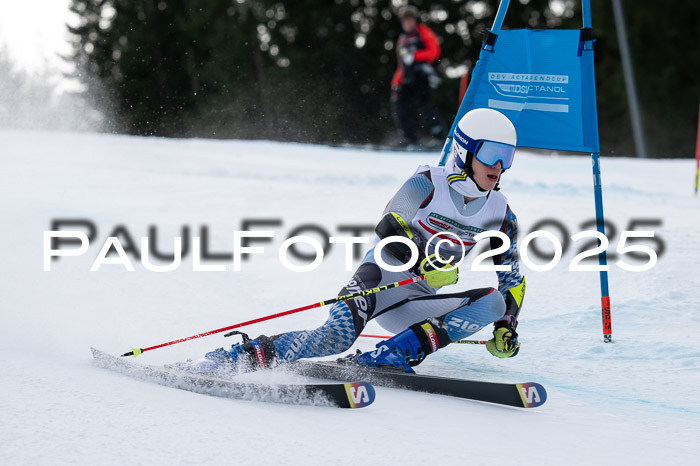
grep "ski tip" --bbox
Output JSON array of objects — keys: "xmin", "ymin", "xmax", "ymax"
[
  {"xmin": 343, "ymin": 381, "xmax": 376, "ymax": 408},
  {"xmin": 516, "ymin": 382, "xmax": 547, "ymax": 408},
  {"xmin": 120, "ymin": 348, "xmax": 142, "ymax": 358}
]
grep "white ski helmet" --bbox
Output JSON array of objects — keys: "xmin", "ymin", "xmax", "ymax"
[{"xmin": 448, "ymin": 108, "xmax": 517, "ymax": 197}]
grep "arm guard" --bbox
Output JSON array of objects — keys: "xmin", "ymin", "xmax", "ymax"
[
  {"xmin": 491, "ymin": 205, "xmax": 525, "ymax": 328},
  {"xmin": 376, "ymin": 172, "xmax": 433, "ymax": 262},
  {"xmin": 501, "ymin": 277, "xmax": 525, "ymax": 325},
  {"xmin": 375, "ymin": 212, "xmax": 418, "ymax": 263}
]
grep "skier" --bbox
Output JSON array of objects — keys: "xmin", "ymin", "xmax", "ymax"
[
  {"xmin": 195, "ymin": 108, "xmax": 525, "ymax": 374},
  {"xmin": 390, "ymin": 5, "xmax": 447, "ymax": 147}
]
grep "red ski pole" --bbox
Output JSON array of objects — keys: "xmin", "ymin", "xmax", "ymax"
[
  {"xmin": 121, "ymin": 275, "xmax": 426, "ymax": 357},
  {"xmin": 695, "ymin": 98, "xmax": 700, "ymax": 195}
]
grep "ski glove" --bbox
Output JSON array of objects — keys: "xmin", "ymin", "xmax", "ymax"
[
  {"xmin": 419, "ymin": 254, "xmax": 458, "ymax": 288},
  {"xmin": 399, "ymin": 47, "xmax": 415, "ymax": 66},
  {"xmin": 486, "ymin": 322, "xmax": 520, "ymax": 358}
]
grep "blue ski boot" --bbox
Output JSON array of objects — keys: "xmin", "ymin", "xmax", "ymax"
[
  {"xmin": 173, "ymin": 332, "xmax": 277, "ymax": 376},
  {"xmin": 351, "ymin": 320, "xmax": 447, "ymax": 373}
]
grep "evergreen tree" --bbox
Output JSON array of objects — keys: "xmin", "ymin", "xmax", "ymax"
[{"xmin": 65, "ymin": 0, "xmax": 700, "ymax": 156}]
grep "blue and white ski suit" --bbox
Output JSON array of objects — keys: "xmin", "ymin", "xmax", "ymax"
[{"xmin": 272, "ymin": 165, "xmax": 525, "ymax": 362}]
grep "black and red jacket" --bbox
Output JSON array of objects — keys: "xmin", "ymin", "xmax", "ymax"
[{"xmin": 391, "ymin": 23, "xmax": 441, "ymax": 87}]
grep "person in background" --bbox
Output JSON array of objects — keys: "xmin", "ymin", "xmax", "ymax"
[{"xmin": 390, "ymin": 5, "xmax": 447, "ymax": 148}]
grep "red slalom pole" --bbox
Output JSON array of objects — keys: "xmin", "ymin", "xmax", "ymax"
[
  {"xmin": 695, "ymin": 98, "xmax": 700, "ymax": 195},
  {"xmin": 121, "ymin": 276, "xmax": 426, "ymax": 357},
  {"xmin": 458, "ymin": 69, "xmax": 471, "ymax": 106}
]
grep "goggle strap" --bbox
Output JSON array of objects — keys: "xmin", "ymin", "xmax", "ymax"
[{"xmin": 453, "ymin": 125, "xmax": 479, "ymax": 154}]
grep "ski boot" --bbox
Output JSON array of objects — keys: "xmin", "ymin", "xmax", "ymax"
[
  {"xmin": 173, "ymin": 331, "xmax": 277, "ymax": 376},
  {"xmin": 350, "ymin": 320, "xmax": 447, "ymax": 373}
]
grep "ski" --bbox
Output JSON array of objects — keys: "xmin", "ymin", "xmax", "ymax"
[
  {"xmin": 289, "ymin": 360, "xmax": 546, "ymax": 408},
  {"xmin": 91, "ymin": 348, "xmax": 375, "ymax": 409}
]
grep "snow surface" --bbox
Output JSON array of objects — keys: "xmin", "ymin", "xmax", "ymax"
[{"xmin": 1, "ymin": 129, "xmax": 699, "ymax": 465}]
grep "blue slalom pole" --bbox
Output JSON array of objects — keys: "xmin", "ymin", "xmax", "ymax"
[
  {"xmin": 438, "ymin": 0, "xmax": 511, "ymax": 167},
  {"xmin": 488, "ymin": 0, "xmax": 510, "ymax": 38},
  {"xmin": 591, "ymin": 152, "xmax": 612, "ymax": 342},
  {"xmin": 583, "ymin": 0, "xmax": 613, "ymax": 342}
]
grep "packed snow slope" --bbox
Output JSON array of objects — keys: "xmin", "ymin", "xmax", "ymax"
[{"xmin": 1, "ymin": 130, "xmax": 699, "ymax": 465}]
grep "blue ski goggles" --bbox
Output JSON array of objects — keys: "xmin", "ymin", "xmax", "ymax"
[{"xmin": 453, "ymin": 125, "xmax": 516, "ymax": 170}]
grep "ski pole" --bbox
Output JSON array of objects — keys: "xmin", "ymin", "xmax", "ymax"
[
  {"xmin": 121, "ymin": 275, "xmax": 426, "ymax": 357},
  {"xmin": 359, "ymin": 334, "xmax": 487, "ymax": 345}
]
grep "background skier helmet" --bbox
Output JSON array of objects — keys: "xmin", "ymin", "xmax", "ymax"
[{"xmin": 398, "ymin": 5, "xmax": 420, "ymax": 20}]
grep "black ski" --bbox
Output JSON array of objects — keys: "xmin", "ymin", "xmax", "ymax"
[
  {"xmin": 289, "ymin": 360, "xmax": 546, "ymax": 408},
  {"xmin": 91, "ymin": 348, "xmax": 375, "ymax": 409}
]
